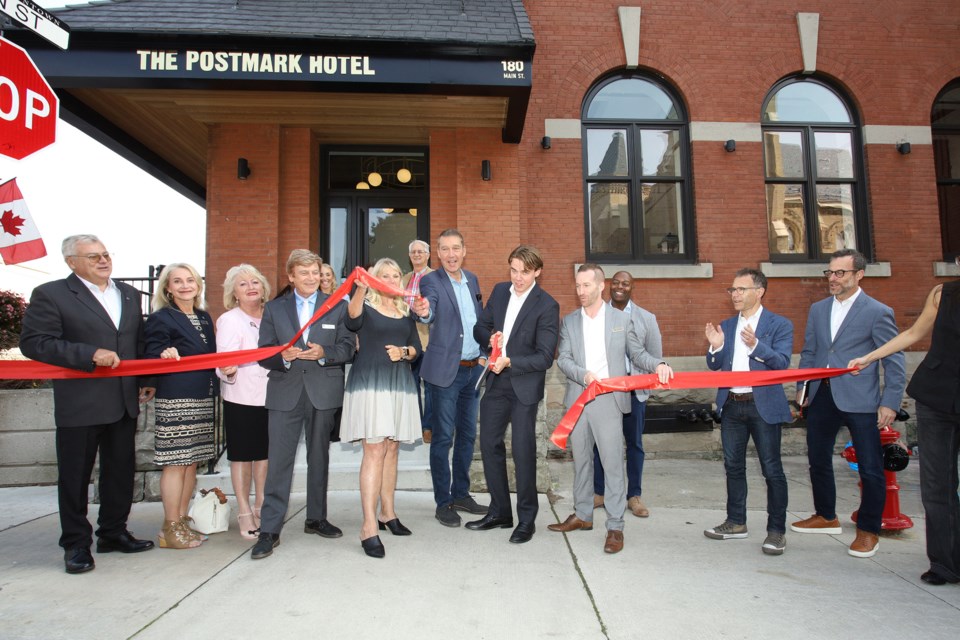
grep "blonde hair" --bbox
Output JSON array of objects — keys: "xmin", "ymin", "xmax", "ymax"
[
  {"xmin": 153, "ymin": 263, "xmax": 206, "ymax": 311},
  {"xmin": 222, "ymin": 264, "xmax": 271, "ymax": 310},
  {"xmin": 320, "ymin": 263, "xmax": 339, "ymax": 295},
  {"xmin": 365, "ymin": 258, "xmax": 409, "ymax": 316},
  {"xmin": 286, "ymin": 249, "xmax": 322, "ymax": 274}
]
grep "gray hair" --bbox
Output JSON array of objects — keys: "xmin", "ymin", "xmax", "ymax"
[
  {"xmin": 61, "ymin": 234, "xmax": 102, "ymax": 259},
  {"xmin": 408, "ymin": 239, "xmax": 430, "ymax": 253},
  {"xmin": 222, "ymin": 264, "xmax": 271, "ymax": 310}
]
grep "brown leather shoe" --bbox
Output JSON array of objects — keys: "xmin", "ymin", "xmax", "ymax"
[
  {"xmin": 593, "ymin": 494, "xmax": 604, "ymax": 510},
  {"xmin": 848, "ymin": 529, "xmax": 879, "ymax": 558},
  {"xmin": 790, "ymin": 514, "xmax": 842, "ymax": 534},
  {"xmin": 547, "ymin": 514, "xmax": 593, "ymax": 532},
  {"xmin": 603, "ymin": 530, "xmax": 624, "ymax": 554},
  {"xmin": 422, "ymin": 430, "xmax": 432, "ymax": 444},
  {"xmin": 627, "ymin": 496, "xmax": 649, "ymax": 517}
]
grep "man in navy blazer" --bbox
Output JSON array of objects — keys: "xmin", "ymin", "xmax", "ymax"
[
  {"xmin": 250, "ymin": 249, "xmax": 355, "ymax": 560},
  {"xmin": 20, "ymin": 234, "xmax": 156, "ymax": 574},
  {"xmin": 703, "ymin": 268, "xmax": 793, "ymax": 555},
  {"xmin": 413, "ymin": 229, "xmax": 489, "ymax": 527},
  {"xmin": 792, "ymin": 249, "xmax": 906, "ymax": 559},
  {"xmin": 465, "ymin": 245, "xmax": 559, "ymax": 544}
]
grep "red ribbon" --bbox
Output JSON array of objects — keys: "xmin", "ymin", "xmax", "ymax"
[
  {"xmin": 549, "ymin": 367, "xmax": 855, "ymax": 449},
  {"xmin": 1, "ymin": 267, "xmax": 408, "ymax": 380}
]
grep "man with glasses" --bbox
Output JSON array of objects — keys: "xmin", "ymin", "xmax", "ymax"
[
  {"xmin": 402, "ymin": 239, "xmax": 434, "ymax": 442},
  {"xmin": 792, "ymin": 248, "xmax": 905, "ymax": 558},
  {"xmin": 20, "ymin": 234, "xmax": 156, "ymax": 574},
  {"xmin": 702, "ymin": 268, "xmax": 793, "ymax": 555}
]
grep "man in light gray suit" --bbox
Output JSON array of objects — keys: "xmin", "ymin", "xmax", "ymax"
[
  {"xmin": 793, "ymin": 249, "xmax": 905, "ymax": 559},
  {"xmin": 551, "ymin": 264, "xmax": 672, "ymax": 554},
  {"xmin": 251, "ymin": 249, "xmax": 356, "ymax": 560}
]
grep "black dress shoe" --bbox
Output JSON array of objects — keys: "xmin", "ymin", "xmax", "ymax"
[
  {"xmin": 509, "ymin": 522, "xmax": 536, "ymax": 544},
  {"xmin": 465, "ymin": 513, "xmax": 514, "ymax": 531},
  {"xmin": 361, "ymin": 535, "xmax": 385, "ymax": 558},
  {"xmin": 920, "ymin": 570, "xmax": 958, "ymax": 585},
  {"xmin": 64, "ymin": 547, "xmax": 95, "ymax": 574},
  {"xmin": 97, "ymin": 531, "xmax": 155, "ymax": 554},
  {"xmin": 251, "ymin": 532, "xmax": 280, "ymax": 560},
  {"xmin": 304, "ymin": 519, "xmax": 343, "ymax": 538},
  {"xmin": 378, "ymin": 518, "xmax": 412, "ymax": 536}
]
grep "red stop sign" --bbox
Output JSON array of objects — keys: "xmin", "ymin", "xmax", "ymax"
[{"xmin": 0, "ymin": 37, "xmax": 58, "ymax": 160}]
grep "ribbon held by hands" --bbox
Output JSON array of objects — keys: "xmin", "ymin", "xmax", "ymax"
[
  {"xmin": 549, "ymin": 367, "xmax": 856, "ymax": 449},
  {"xmin": 1, "ymin": 266, "xmax": 410, "ymax": 380}
]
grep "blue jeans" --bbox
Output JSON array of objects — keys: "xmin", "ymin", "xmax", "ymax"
[
  {"xmin": 427, "ymin": 364, "xmax": 482, "ymax": 508},
  {"xmin": 594, "ymin": 395, "xmax": 646, "ymax": 498},
  {"xmin": 720, "ymin": 398, "xmax": 787, "ymax": 533},
  {"xmin": 411, "ymin": 355, "xmax": 433, "ymax": 433},
  {"xmin": 806, "ymin": 385, "xmax": 885, "ymax": 534}
]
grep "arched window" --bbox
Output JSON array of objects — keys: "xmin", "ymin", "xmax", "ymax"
[
  {"xmin": 762, "ymin": 78, "xmax": 869, "ymax": 260},
  {"xmin": 581, "ymin": 74, "xmax": 694, "ymax": 262},
  {"xmin": 932, "ymin": 80, "xmax": 960, "ymax": 260}
]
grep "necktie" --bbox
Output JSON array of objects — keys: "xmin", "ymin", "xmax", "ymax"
[{"xmin": 300, "ymin": 298, "xmax": 313, "ymax": 330}]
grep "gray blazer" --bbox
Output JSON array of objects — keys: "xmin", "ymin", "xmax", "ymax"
[
  {"xmin": 257, "ymin": 291, "xmax": 355, "ymax": 412},
  {"xmin": 798, "ymin": 290, "xmax": 906, "ymax": 413},
  {"xmin": 620, "ymin": 302, "xmax": 662, "ymax": 403},
  {"xmin": 557, "ymin": 306, "xmax": 660, "ymax": 413}
]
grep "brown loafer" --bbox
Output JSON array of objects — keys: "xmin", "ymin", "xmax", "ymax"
[
  {"xmin": 604, "ymin": 530, "xmax": 624, "ymax": 554},
  {"xmin": 547, "ymin": 514, "xmax": 593, "ymax": 532},
  {"xmin": 627, "ymin": 496, "xmax": 649, "ymax": 518}
]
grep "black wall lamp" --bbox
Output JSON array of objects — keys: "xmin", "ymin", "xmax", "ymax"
[
  {"xmin": 897, "ymin": 142, "xmax": 911, "ymax": 155},
  {"xmin": 724, "ymin": 140, "xmax": 736, "ymax": 153},
  {"xmin": 541, "ymin": 136, "xmax": 552, "ymax": 150},
  {"xmin": 481, "ymin": 159, "xmax": 492, "ymax": 181},
  {"xmin": 237, "ymin": 157, "xmax": 251, "ymax": 180}
]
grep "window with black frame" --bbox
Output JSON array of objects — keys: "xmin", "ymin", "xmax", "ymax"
[
  {"xmin": 581, "ymin": 74, "xmax": 693, "ymax": 262},
  {"xmin": 762, "ymin": 78, "xmax": 869, "ymax": 261},
  {"xmin": 932, "ymin": 80, "xmax": 960, "ymax": 261}
]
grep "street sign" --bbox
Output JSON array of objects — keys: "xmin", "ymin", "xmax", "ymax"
[
  {"xmin": 0, "ymin": 37, "xmax": 58, "ymax": 160},
  {"xmin": 0, "ymin": 0, "xmax": 71, "ymax": 50}
]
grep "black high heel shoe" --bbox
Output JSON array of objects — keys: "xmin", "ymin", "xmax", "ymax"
[
  {"xmin": 361, "ymin": 535, "xmax": 385, "ymax": 558},
  {"xmin": 378, "ymin": 518, "xmax": 412, "ymax": 536}
]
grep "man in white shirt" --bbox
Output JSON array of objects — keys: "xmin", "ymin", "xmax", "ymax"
[{"xmin": 702, "ymin": 268, "xmax": 793, "ymax": 555}]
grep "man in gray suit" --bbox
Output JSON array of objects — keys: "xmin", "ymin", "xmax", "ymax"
[
  {"xmin": 251, "ymin": 249, "xmax": 355, "ymax": 560},
  {"xmin": 793, "ymin": 249, "xmax": 906, "ymax": 559},
  {"xmin": 551, "ymin": 264, "xmax": 672, "ymax": 554}
]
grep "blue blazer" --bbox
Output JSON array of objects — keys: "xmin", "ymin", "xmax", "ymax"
[
  {"xmin": 706, "ymin": 309, "xmax": 793, "ymax": 425},
  {"xmin": 144, "ymin": 306, "xmax": 218, "ymax": 400},
  {"xmin": 417, "ymin": 268, "xmax": 483, "ymax": 387},
  {"xmin": 474, "ymin": 282, "xmax": 560, "ymax": 406},
  {"xmin": 798, "ymin": 290, "xmax": 906, "ymax": 413}
]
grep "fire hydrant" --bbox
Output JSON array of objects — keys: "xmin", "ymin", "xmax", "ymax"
[{"xmin": 841, "ymin": 426, "xmax": 913, "ymax": 531}]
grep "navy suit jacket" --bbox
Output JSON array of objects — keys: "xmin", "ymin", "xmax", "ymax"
[
  {"xmin": 706, "ymin": 309, "xmax": 793, "ymax": 425},
  {"xmin": 20, "ymin": 274, "xmax": 149, "ymax": 428},
  {"xmin": 417, "ymin": 268, "xmax": 483, "ymax": 388},
  {"xmin": 144, "ymin": 306, "xmax": 218, "ymax": 400},
  {"xmin": 473, "ymin": 282, "xmax": 560, "ymax": 406},
  {"xmin": 798, "ymin": 290, "xmax": 906, "ymax": 413},
  {"xmin": 257, "ymin": 291, "xmax": 355, "ymax": 411}
]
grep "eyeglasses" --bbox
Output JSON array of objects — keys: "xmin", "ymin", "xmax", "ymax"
[
  {"xmin": 71, "ymin": 252, "xmax": 112, "ymax": 263},
  {"xmin": 823, "ymin": 269, "xmax": 857, "ymax": 278},
  {"xmin": 409, "ymin": 250, "xmax": 427, "ymax": 256},
  {"xmin": 725, "ymin": 286, "xmax": 758, "ymax": 295}
]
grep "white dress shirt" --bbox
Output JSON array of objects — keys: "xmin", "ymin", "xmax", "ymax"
[
  {"xmin": 830, "ymin": 287, "xmax": 862, "ymax": 341},
  {"xmin": 77, "ymin": 275, "xmax": 122, "ymax": 328},
  {"xmin": 582, "ymin": 304, "xmax": 609, "ymax": 380},
  {"xmin": 501, "ymin": 283, "xmax": 535, "ymax": 357}
]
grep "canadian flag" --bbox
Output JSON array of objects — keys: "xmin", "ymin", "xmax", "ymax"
[{"xmin": 0, "ymin": 178, "xmax": 47, "ymax": 265}]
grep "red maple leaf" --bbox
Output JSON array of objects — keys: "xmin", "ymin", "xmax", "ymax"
[{"xmin": 1, "ymin": 209, "xmax": 25, "ymax": 236}]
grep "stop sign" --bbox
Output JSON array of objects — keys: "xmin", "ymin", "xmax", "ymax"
[{"xmin": 0, "ymin": 37, "xmax": 58, "ymax": 160}]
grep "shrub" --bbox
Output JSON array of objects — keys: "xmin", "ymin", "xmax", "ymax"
[{"xmin": 0, "ymin": 289, "xmax": 28, "ymax": 351}]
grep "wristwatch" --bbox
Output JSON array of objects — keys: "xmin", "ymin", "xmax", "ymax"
[{"xmin": 401, "ymin": 347, "xmax": 410, "ymax": 359}]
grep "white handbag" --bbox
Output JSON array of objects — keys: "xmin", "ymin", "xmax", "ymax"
[{"xmin": 187, "ymin": 487, "xmax": 231, "ymax": 534}]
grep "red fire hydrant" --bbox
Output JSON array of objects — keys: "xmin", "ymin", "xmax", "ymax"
[{"xmin": 841, "ymin": 426, "xmax": 913, "ymax": 531}]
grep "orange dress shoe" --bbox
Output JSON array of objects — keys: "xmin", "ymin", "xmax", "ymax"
[
  {"xmin": 790, "ymin": 514, "xmax": 842, "ymax": 534},
  {"xmin": 603, "ymin": 530, "xmax": 624, "ymax": 554},
  {"xmin": 547, "ymin": 514, "xmax": 593, "ymax": 532},
  {"xmin": 848, "ymin": 529, "xmax": 879, "ymax": 558}
]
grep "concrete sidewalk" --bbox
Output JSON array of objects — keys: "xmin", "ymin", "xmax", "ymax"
[{"xmin": 1, "ymin": 456, "xmax": 958, "ymax": 639}]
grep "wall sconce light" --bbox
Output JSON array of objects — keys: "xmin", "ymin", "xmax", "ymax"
[
  {"xmin": 481, "ymin": 160, "xmax": 492, "ymax": 181},
  {"xmin": 541, "ymin": 136, "xmax": 552, "ymax": 150},
  {"xmin": 897, "ymin": 142, "xmax": 911, "ymax": 155},
  {"xmin": 237, "ymin": 157, "xmax": 251, "ymax": 180},
  {"xmin": 724, "ymin": 140, "xmax": 736, "ymax": 153}
]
